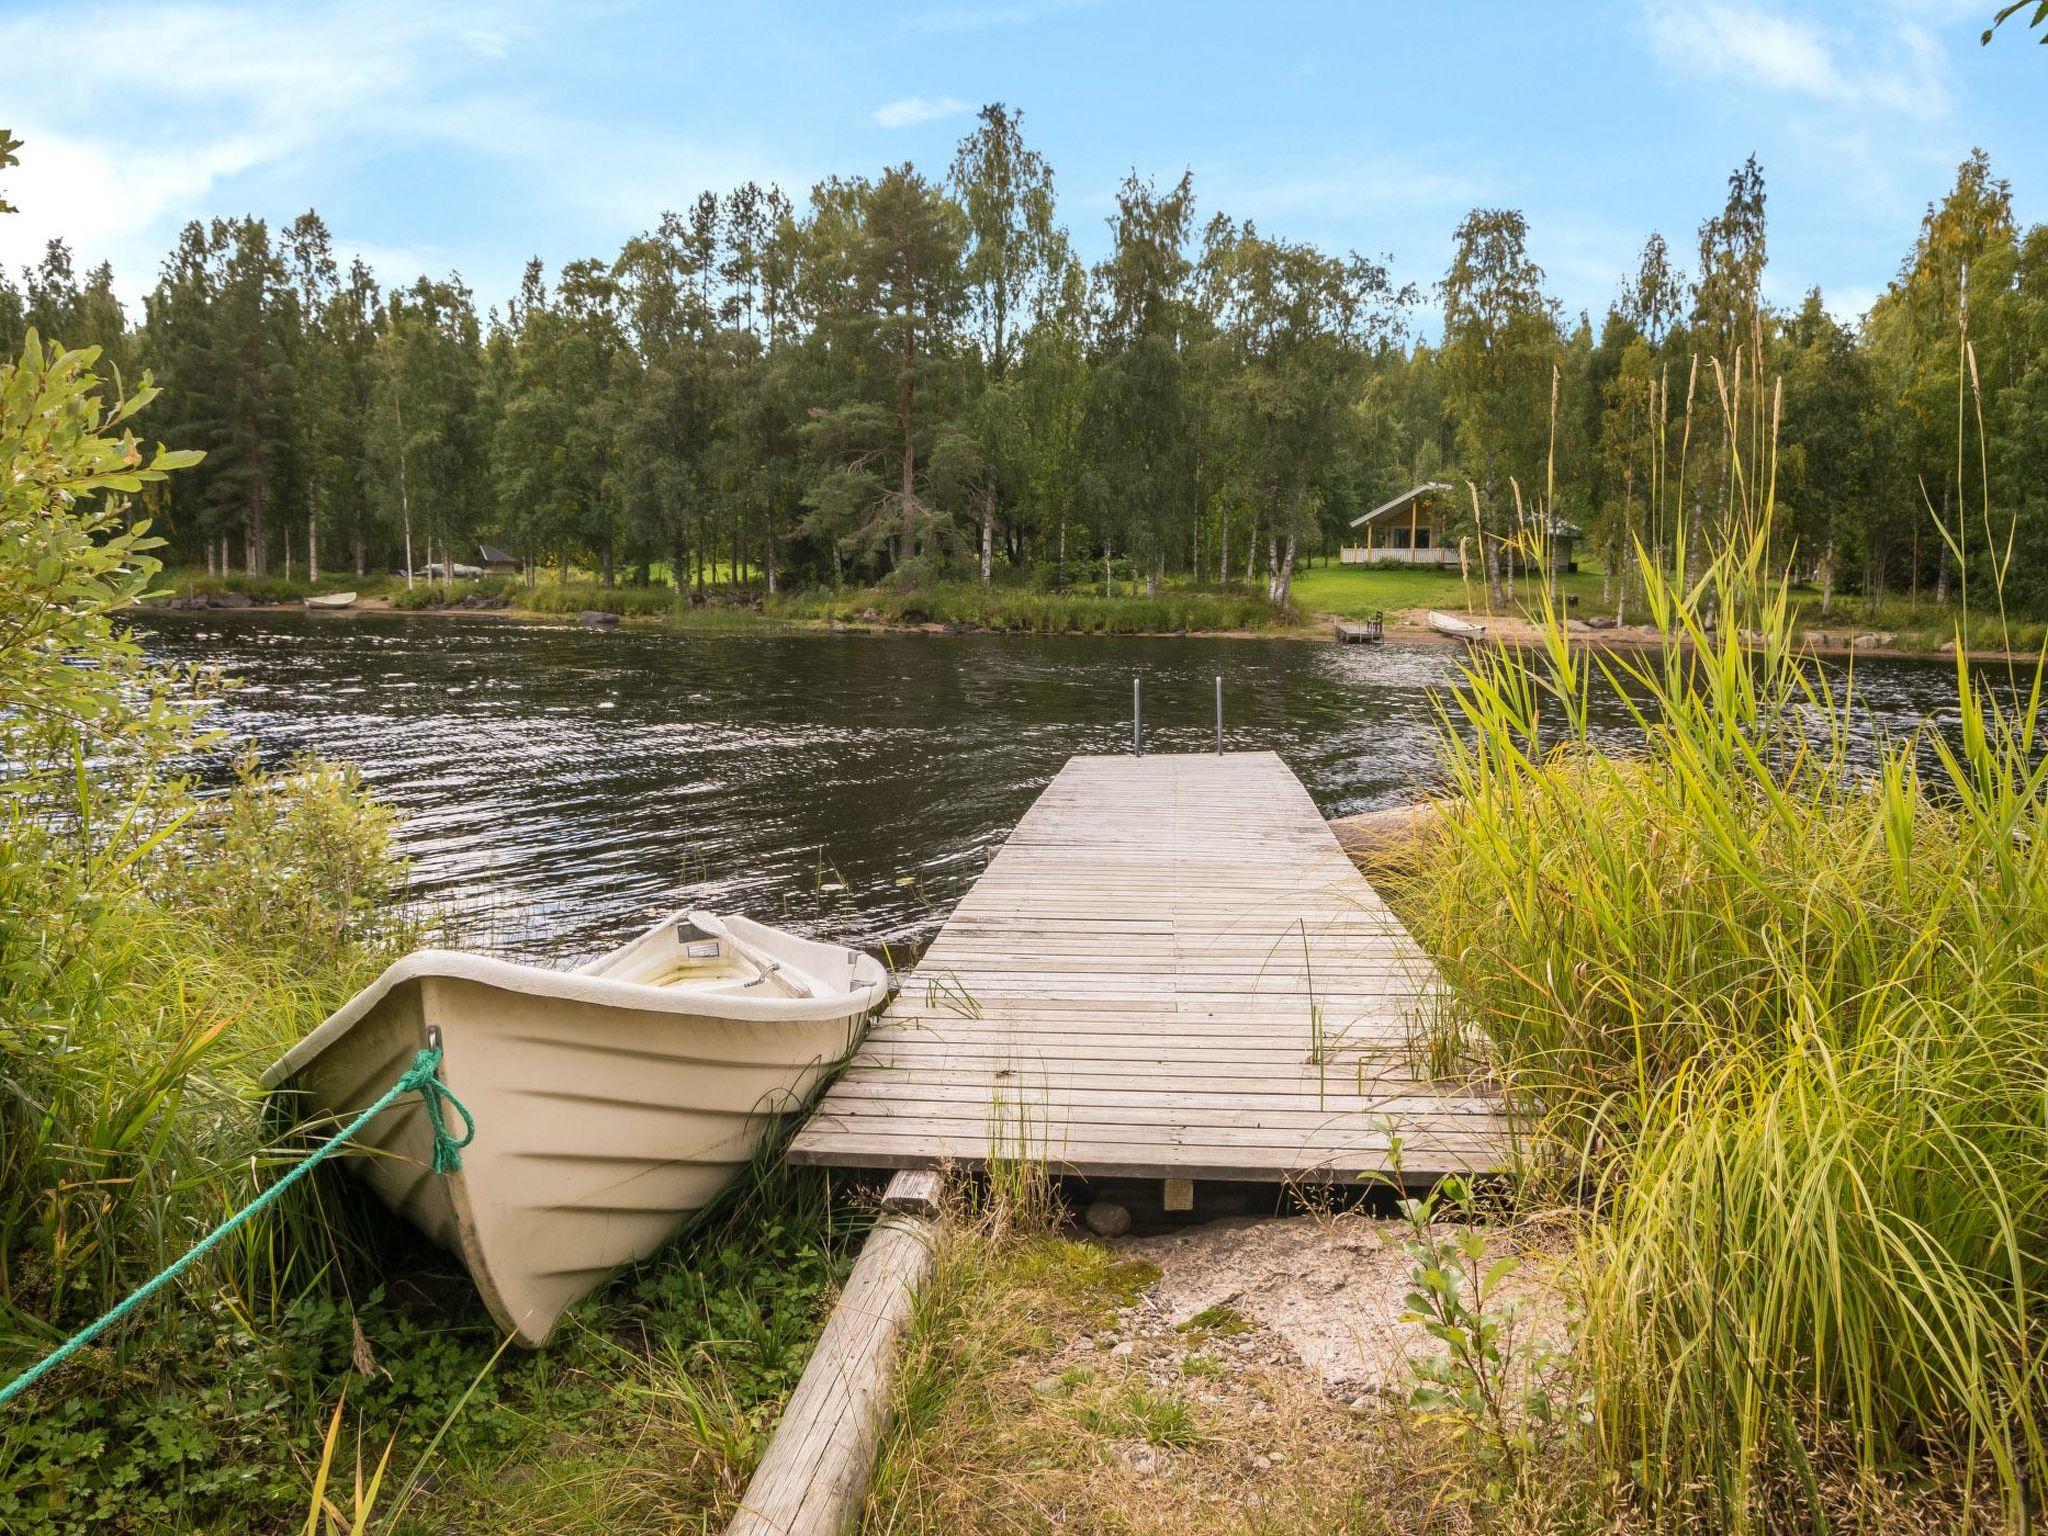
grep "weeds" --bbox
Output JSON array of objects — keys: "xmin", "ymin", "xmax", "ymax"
[
  {"xmin": 1391, "ymin": 367, "xmax": 2048, "ymax": 1527},
  {"xmin": 1380, "ymin": 1145, "xmax": 1579, "ymax": 1511}
]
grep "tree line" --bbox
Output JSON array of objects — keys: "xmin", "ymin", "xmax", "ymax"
[{"xmin": 3, "ymin": 110, "xmax": 2045, "ymax": 611}]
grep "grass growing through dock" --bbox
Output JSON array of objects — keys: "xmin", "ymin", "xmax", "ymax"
[{"xmin": 1390, "ymin": 505, "xmax": 2048, "ymax": 1524}]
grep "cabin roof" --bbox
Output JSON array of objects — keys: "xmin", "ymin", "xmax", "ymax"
[
  {"xmin": 478, "ymin": 543, "xmax": 519, "ymax": 565},
  {"xmin": 1349, "ymin": 482, "xmax": 1453, "ymax": 528}
]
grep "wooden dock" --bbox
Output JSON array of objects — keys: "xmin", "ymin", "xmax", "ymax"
[
  {"xmin": 789, "ymin": 753, "xmax": 1509, "ymax": 1184},
  {"xmin": 1333, "ymin": 616, "xmax": 1383, "ymax": 644}
]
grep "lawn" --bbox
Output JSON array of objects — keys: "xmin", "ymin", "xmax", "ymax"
[{"xmin": 1290, "ymin": 559, "xmax": 1613, "ymax": 620}]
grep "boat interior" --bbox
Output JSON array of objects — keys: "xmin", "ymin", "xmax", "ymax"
[{"xmin": 579, "ymin": 916, "xmax": 823, "ymax": 997}]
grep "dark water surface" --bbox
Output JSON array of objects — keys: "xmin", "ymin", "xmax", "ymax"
[{"xmin": 135, "ymin": 613, "xmax": 1985, "ymax": 962}]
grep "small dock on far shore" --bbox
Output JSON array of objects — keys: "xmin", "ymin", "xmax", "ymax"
[
  {"xmin": 1333, "ymin": 616, "xmax": 1384, "ymax": 644},
  {"xmin": 789, "ymin": 752, "xmax": 1508, "ymax": 1191}
]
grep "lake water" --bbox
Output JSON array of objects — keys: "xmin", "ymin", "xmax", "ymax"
[{"xmin": 135, "ymin": 613, "xmax": 1980, "ymax": 963}]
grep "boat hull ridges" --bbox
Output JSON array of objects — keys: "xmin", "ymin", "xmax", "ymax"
[{"xmin": 265, "ymin": 913, "xmax": 887, "ymax": 1347}]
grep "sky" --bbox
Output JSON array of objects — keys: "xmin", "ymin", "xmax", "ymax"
[{"xmin": 0, "ymin": 0, "xmax": 2042, "ymax": 336}]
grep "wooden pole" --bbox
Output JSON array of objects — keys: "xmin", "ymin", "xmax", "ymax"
[{"xmin": 727, "ymin": 1171, "xmax": 940, "ymax": 1536}]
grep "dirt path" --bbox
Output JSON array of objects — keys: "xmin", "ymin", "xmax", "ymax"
[{"xmin": 1109, "ymin": 1212, "xmax": 1568, "ymax": 1401}]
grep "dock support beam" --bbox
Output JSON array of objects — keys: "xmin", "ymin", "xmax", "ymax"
[{"xmin": 726, "ymin": 1170, "xmax": 939, "ymax": 1536}]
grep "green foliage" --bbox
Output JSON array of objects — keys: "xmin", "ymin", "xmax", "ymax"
[
  {"xmin": 0, "ymin": 334, "xmax": 205, "ymax": 789},
  {"xmin": 1397, "ymin": 515, "xmax": 2048, "ymax": 1526},
  {"xmin": 1382, "ymin": 1154, "xmax": 1578, "ymax": 1508},
  {"xmin": 13, "ymin": 125, "xmax": 2048, "ymax": 627},
  {"xmin": 774, "ymin": 580, "xmax": 1289, "ymax": 633}
]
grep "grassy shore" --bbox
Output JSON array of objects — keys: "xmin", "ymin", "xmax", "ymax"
[{"xmin": 154, "ymin": 562, "xmax": 2048, "ymax": 658}]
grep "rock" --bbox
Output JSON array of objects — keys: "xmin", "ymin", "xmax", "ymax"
[
  {"xmin": 1083, "ymin": 1199, "xmax": 1133, "ymax": 1237},
  {"xmin": 1109, "ymin": 1340, "xmax": 1135, "ymax": 1358},
  {"xmin": 208, "ymin": 591, "xmax": 253, "ymax": 608},
  {"xmin": 1348, "ymin": 1394, "xmax": 1372, "ymax": 1414},
  {"xmin": 578, "ymin": 609, "xmax": 620, "ymax": 627},
  {"xmin": 1937, "ymin": 639, "xmax": 1960, "ymax": 655},
  {"xmin": 1029, "ymin": 1375, "xmax": 1064, "ymax": 1398},
  {"xmin": 1326, "ymin": 801, "xmax": 1445, "ymax": 858},
  {"xmin": 1851, "ymin": 631, "xmax": 1896, "ymax": 650},
  {"xmin": 1565, "ymin": 618, "xmax": 1592, "ymax": 633},
  {"xmin": 1804, "ymin": 630, "xmax": 1834, "ymax": 647}
]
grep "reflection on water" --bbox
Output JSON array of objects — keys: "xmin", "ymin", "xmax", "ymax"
[{"xmin": 134, "ymin": 613, "xmax": 1990, "ymax": 963}]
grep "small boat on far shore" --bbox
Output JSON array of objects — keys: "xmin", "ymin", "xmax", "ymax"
[
  {"xmin": 262, "ymin": 910, "xmax": 889, "ymax": 1347},
  {"xmin": 1426, "ymin": 609, "xmax": 1486, "ymax": 641},
  {"xmin": 304, "ymin": 591, "xmax": 358, "ymax": 610}
]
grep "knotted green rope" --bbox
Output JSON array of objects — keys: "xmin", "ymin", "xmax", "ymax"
[{"xmin": 0, "ymin": 1044, "xmax": 474, "ymax": 1408}]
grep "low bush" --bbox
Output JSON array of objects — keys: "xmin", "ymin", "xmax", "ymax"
[
  {"xmin": 773, "ymin": 582, "xmax": 1291, "ymax": 634},
  {"xmin": 519, "ymin": 582, "xmax": 692, "ymax": 618}
]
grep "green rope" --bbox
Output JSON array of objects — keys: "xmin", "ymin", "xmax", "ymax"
[{"xmin": 0, "ymin": 1044, "xmax": 474, "ymax": 1409}]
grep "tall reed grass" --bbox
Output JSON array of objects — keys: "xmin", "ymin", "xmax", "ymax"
[{"xmin": 1397, "ymin": 426, "xmax": 2047, "ymax": 1525}]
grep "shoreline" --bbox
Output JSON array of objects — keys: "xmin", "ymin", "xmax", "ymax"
[{"xmin": 134, "ymin": 594, "xmax": 2041, "ymax": 665}]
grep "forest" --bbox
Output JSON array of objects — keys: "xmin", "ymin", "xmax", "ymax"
[{"xmin": 3, "ymin": 107, "xmax": 2045, "ymax": 613}]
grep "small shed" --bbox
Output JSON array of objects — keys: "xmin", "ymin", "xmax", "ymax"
[
  {"xmin": 477, "ymin": 543, "xmax": 520, "ymax": 575},
  {"xmin": 1342, "ymin": 483, "xmax": 1455, "ymax": 565}
]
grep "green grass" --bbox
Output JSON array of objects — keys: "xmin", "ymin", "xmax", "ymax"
[
  {"xmin": 1387, "ymin": 528, "xmax": 2048, "ymax": 1529},
  {"xmin": 770, "ymin": 580, "xmax": 1294, "ymax": 634},
  {"xmin": 1289, "ymin": 559, "xmax": 1612, "ymax": 621},
  {"xmin": 1782, "ymin": 590, "xmax": 2048, "ymax": 653},
  {"xmin": 1176, "ymin": 1304, "xmax": 1251, "ymax": 1337}
]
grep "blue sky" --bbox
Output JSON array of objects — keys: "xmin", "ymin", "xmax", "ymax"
[{"xmin": 1, "ymin": 0, "xmax": 2041, "ymax": 333}]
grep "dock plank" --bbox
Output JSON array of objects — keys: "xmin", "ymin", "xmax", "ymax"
[{"xmin": 788, "ymin": 752, "xmax": 1509, "ymax": 1183}]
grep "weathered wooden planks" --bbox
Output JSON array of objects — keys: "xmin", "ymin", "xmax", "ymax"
[{"xmin": 789, "ymin": 752, "xmax": 1509, "ymax": 1183}]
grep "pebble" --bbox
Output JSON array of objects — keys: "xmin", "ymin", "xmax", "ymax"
[
  {"xmin": 1030, "ymin": 1375, "xmax": 1063, "ymax": 1398},
  {"xmin": 1109, "ymin": 1340, "xmax": 1135, "ymax": 1358}
]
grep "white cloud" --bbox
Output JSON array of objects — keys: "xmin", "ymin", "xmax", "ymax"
[
  {"xmin": 0, "ymin": 0, "xmax": 516, "ymax": 295},
  {"xmin": 1641, "ymin": 0, "xmax": 1952, "ymax": 120},
  {"xmin": 872, "ymin": 95, "xmax": 973, "ymax": 130},
  {"xmin": 0, "ymin": 0, "xmax": 805, "ymax": 310}
]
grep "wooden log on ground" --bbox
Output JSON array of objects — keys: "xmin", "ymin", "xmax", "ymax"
[{"xmin": 726, "ymin": 1169, "xmax": 940, "ymax": 1536}]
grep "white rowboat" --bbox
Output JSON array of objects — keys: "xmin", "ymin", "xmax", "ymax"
[
  {"xmin": 304, "ymin": 591, "xmax": 358, "ymax": 609},
  {"xmin": 262, "ymin": 911, "xmax": 889, "ymax": 1346},
  {"xmin": 1426, "ymin": 609, "xmax": 1487, "ymax": 641}
]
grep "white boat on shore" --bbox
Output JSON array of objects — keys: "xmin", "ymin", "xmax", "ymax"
[
  {"xmin": 303, "ymin": 591, "xmax": 357, "ymax": 609},
  {"xmin": 262, "ymin": 911, "xmax": 889, "ymax": 1346},
  {"xmin": 1426, "ymin": 609, "xmax": 1487, "ymax": 641}
]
